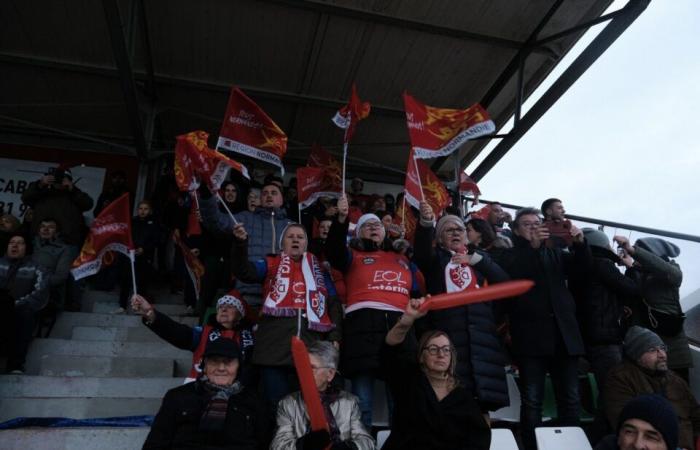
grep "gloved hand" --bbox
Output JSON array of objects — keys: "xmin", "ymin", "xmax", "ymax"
[{"xmin": 296, "ymin": 429, "xmax": 331, "ymax": 450}]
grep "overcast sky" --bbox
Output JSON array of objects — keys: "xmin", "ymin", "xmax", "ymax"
[{"xmin": 466, "ymin": 1, "xmax": 700, "ymax": 308}]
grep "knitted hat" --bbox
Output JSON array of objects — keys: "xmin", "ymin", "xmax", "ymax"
[
  {"xmin": 436, "ymin": 214, "xmax": 464, "ymax": 240},
  {"xmin": 582, "ymin": 228, "xmax": 610, "ymax": 249},
  {"xmin": 623, "ymin": 326, "xmax": 664, "ymax": 362},
  {"xmin": 216, "ymin": 290, "xmax": 247, "ymax": 318},
  {"xmin": 636, "ymin": 237, "xmax": 680, "ymax": 260},
  {"xmin": 617, "ymin": 394, "xmax": 678, "ymax": 450},
  {"xmin": 203, "ymin": 336, "xmax": 240, "ymax": 360},
  {"xmin": 355, "ymin": 213, "xmax": 384, "ymax": 239}
]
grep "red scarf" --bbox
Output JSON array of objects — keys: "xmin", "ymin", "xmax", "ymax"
[{"xmin": 263, "ymin": 253, "xmax": 333, "ymax": 332}]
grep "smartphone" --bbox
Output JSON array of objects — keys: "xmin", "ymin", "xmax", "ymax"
[{"xmin": 544, "ymin": 220, "xmax": 573, "ymax": 246}]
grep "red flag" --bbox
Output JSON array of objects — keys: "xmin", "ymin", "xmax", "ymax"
[
  {"xmin": 175, "ymin": 131, "xmax": 249, "ymax": 192},
  {"xmin": 470, "ymin": 205, "xmax": 491, "ymax": 221},
  {"xmin": 459, "ymin": 172, "xmax": 481, "ymax": 196},
  {"xmin": 297, "ymin": 166, "xmax": 338, "ymax": 211},
  {"xmin": 332, "ymin": 83, "xmax": 371, "ymax": 142},
  {"xmin": 307, "ymin": 143, "xmax": 342, "ymax": 193},
  {"xmin": 71, "ymin": 193, "xmax": 134, "ymax": 280},
  {"xmin": 403, "ymin": 92, "xmax": 495, "ymax": 159},
  {"xmin": 217, "ymin": 87, "xmax": 288, "ymax": 174},
  {"xmin": 404, "ymin": 149, "xmax": 451, "ymax": 214},
  {"xmin": 173, "ymin": 229, "xmax": 205, "ymax": 301},
  {"xmin": 186, "ymin": 192, "xmax": 202, "ymax": 237},
  {"xmin": 393, "ymin": 200, "xmax": 417, "ymax": 243}
]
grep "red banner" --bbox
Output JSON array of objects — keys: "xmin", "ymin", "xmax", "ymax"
[
  {"xmin": 173, "ymin": 229, "xmax": 205, "ymax": 301},
  {"xmin": 217, "ymin": 87, "xmax": 288, "ymax": 174},
  {"xmin": 404, "ymin": 149, "xmax": 451, "ymax": 214},
  {"xmin": 296, "ymin": 166, "xmax": 340, "ymax": 211},
  {"xmin": 307, "ymin": 143, "xmax": 342, "ymax": 193},
  {"xmin": 403, "ymin": 92, "xmax": 495, "ymax": 159},
  {"xmin": 332, "ymin": 83, "xmax": 370, "ymax": 142},
  {"xmin": 291, "ymin": 337, "xmax": 329, "ymax": 432},
  {"xmin": 71, "ymin": 193, "xmax": 134, "ymax": 280},
  {"xmin": 459, "ymin": 172, "xmax": 481, "ymax": 197},
  {"xmin": 175, "ymin": 130, "xmax": 249, "ymax": 192}
]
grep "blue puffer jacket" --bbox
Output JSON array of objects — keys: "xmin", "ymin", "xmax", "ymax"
[
  {"xmin": 413, "ymin": 223, "xmax": 511, "ymax": 411},
  {"xmin": 0, "ymin": 256, "xmax": 49, "ymax": 312},
  {"xmin": 199, "ymin": 194, "xmax": 291, "ymax": 297}
]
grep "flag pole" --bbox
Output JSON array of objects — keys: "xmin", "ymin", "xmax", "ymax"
[
  {"xmin": 341, "ymin": 125, "xmax": 349, "ymax": 196},
  {"xmin": 129, "ymin": 249, "xmax": 138, "ymax": 297},
  {"xmin": 401, "ymin": 195, "xmax": 406, "ymax": 225},
  {"xmin": 412, "ymin": 153, "xmax": 425, "ymax": 202},
  {"xmin": 216, "ymin": 193, "xmax": 239, "ymax": 224}
]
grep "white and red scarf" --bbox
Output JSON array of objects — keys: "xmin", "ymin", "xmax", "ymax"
[
  {"xmin": 444, "ymin": 248, "xmax": 479, "ymax": 293},
  {"xmin": 263, "ymin": 252, "xmax": 334, "ymax": 332}
]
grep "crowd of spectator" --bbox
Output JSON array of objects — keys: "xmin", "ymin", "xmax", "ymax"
[{"xmin": 1, "ymin": 165, "xmax": 698, "ymax": 450}]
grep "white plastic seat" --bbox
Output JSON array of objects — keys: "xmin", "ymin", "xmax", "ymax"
[
  {"xmin": 489, "ymin": 428, "xmax": 519, "ymax": 450},
  {"xmin": 489, "ymin": 372, "xmax": 521, "ymax": 422},
  {"xmin": 376, "ymin": 430, "xmax": 390, "ymax": 449},
  {"xmin": 535, "ymin": 426, "xmax": 592, "ymax": 450}
]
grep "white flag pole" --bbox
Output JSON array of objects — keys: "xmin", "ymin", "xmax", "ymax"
[
  {"xmin": 216, "ymin": 193, "xmax": 239, "ymax": 225},
  {"xmin": 129, "ymin": 249, "xmax": 138, "ymax": 296},
  {"xmin": 341, "ymin": 123, "xmax": 349, "ymax": 197},
  {"xmin": 412, "ymin": 153, "xmax": 426, "ymax": 202}
]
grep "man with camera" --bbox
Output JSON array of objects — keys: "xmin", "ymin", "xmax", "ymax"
[{"xmin": 22, "ymin": 167, "xmax": 94, "ymax": 248}]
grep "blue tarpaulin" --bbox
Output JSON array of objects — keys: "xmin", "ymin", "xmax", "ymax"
[{"xmin": 0, "ymin": 415, "xmax": 154, "ymax": 430}]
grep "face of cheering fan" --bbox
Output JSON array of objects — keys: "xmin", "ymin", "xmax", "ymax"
[
  {"xmin": 216, "ymin": 304, "xmax": 241, "ymax": 330},
  {"xmin": 466, "ymin": 223, "xmax": 481, "ymax": 246},
  {"xmin": 440, "ymin": 222, "xmax": 467, "ymax": 252},
  {"xmin": 359, "ymin": 219, "xmax": 385, "ymax": 244},
  {"xmin": 282, "ymin": 225, "xmax": 307, "ymax": 259},
  {"xmin": 420, "ymin": 334, "xmax": 452, "ymax": 375}
]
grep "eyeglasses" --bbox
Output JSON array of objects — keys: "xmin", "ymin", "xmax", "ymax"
[
  {"xmin": 519, "ymin": 221, "xmax": 541, "ymax": 228},
  {"xmin": 422, "ymin": 345, "xmax": 452, "ymax": 356},
  {"xmin": 443, "ymin": 227, "xmax": 466, "ymax": 234},
  {"xmin": 361, "ymin": 222, "xmax": 383, "ymax": 229}
]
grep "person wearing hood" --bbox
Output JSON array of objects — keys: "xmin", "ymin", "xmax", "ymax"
[
  {"xmin": 198, "ymin": 182, "xmax": 292, "ymax": 307},
  {"xmin": 613, "ymin": 235, "xmax": 690, "ymax": 381},
  {"xmin": 143, "ymin": 338, "xmax": 270, "ymax": 450},
  {"xmin": 132, "ymin": 290, "xmax": 255, "ymax": 385},
  {"xmin": 325, "ymin": 194, "xmax": 424, "ymax": 428},
  {"xmin": 231, "ymin": 222, "xmax": 342, "ymax": 409},
  {"xmin": 603, "ymin": 326, "xmax": 700, "ymax": 450},
  {"xmin": 412, "ymin": 201, "xmax": 511, "ymax": 414}
]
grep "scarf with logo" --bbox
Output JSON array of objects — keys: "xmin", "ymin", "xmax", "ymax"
[{"xmin": 444, "ymin": 246, "xmax": 479, "ymax": 293}]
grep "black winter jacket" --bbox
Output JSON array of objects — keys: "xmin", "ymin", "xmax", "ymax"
[
  {"xmin": 143, "ymin": 381, "xmax": 269, "ymax": 450},
  {"xmin": 413, "ymin": 223, "xmax": 510, "ymax": 411},
  {"xmin": 576, "ymin": 246, "xmax": 639, "ymax": 346},
  {"xmin": 132, "ymin": 215, "xmax": 162, "ymax": 263},
  {"xmin": 381, "ymin": 343, "xmax": 491, "ymax": 450},
  {"xmin": 494, "ymin": 234, "xmax": 592, "ymax": 357}
]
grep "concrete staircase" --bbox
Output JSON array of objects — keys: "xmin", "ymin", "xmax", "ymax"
[{"xmin": 0, "ymin": 286, "xmax": 196, "ymax": 449}]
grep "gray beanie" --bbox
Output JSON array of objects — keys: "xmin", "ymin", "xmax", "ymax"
[
  {"xmin": 436, "ymin": 215, "xmax": 464, "ymax": 240},
  {"xmin": 582, "ymin": 228, "xmax": 610, "ymax": 249},
  {"xmin": 623, "ymin": 326, "xmax": 664, "ymax": 361}
]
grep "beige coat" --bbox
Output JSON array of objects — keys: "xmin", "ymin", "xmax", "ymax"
[{"xmin": 270, "ymin": 390, "xmax": 375, "ymax": 450}]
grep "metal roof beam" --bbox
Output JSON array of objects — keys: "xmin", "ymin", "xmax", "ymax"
[
  {"xmin": 263, "ymin": 0, "xmax": 551, "ymax": 54},
  {"xmin": 469, "ymin": 0, "xmax": 650, "ymax": 182},
  {"xmin": 0, "ymin": 52, "xmax": 405, "ymax": 117},
  {"xmin": 102, "ymin": 0, "xmax": 148, "ymax": 159}
]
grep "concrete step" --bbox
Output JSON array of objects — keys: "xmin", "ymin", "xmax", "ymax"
[
  {"xmin": 37, "ymin": 355, "xmax": 177, "ymax": 378},
  {"xmin": 0, "ymin": 427, "xmax": 151, "ymax": 450},
  {"xmin": 49, "ymin": 312, "xmax": 197, "ymax": 339},
  {"xmin": 0, "ymin": 397, "xmax": 164, "ymax": 421},
  {"xmin": 71, "ymin": 326, "xmax": 164, "ymax": 342},
  {"xmin": 91, "ymin": 301, "xmax": 190, "ymax": 316},
  {"xmin": 0, "ymin": 375, "xmax": 181, "ymax": 398}
]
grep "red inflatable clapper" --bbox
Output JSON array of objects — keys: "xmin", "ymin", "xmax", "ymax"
[
  {"xmin": 419, "ymin": 280, "xmax": 534, "ymax": 312},
  {"xmin": 291, "ymin": 336, "xmax": 329, "ymax": 432}
]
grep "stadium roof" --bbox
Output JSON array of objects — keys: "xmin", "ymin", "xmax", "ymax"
[{"xmin": 0, "ymin": 0, "xmax": 649, "ymax": 185}]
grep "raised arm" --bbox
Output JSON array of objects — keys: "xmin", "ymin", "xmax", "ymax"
[
  {"xmin": 230, "ymin": 223, "xmax": 266, "ymax": 283},
  {"xmin": 325, "ymin": 195, "xmax": 352, "ymax": 273}
]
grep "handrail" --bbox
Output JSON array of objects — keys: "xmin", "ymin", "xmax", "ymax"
[{"xmin": 465, "ymin": 197, "xmax": 700, "ymax": 244}]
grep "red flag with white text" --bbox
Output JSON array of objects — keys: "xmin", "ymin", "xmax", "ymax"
[
  {"xmin": 218, "ymin": 87, "xmax": 288, "ymax": 174},
  {"xmin": 404, "ymin": 149, "xmax": 451, "ymax": 214},
  {"xmin": 332, "ymin": 84, "xmax": 371, "ymax": 142},
  {"xmin": 297, "ymin": 166, "xmax": 341, "ymax": 211},
  {"xmin": 71, "ymin": 193, "xmax": 134, "ymax": 280},
  {"xmin": 403, "ymin": 92, "xmax": 495, "ymax": 159},
  {"xmin": 175, "ymin": 130, "xmax": 249, "ymax": 192}
]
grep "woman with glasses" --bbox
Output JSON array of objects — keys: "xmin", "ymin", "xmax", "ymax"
[
  {"xmin": 382, "ymin": 297, "xmax": 491, "ymax": 450},
  {"xmin": 325, "ymin": 194, "xmax": 423, "ymax": 429},
  {"xmin": 413, "ymin": 201, "xmax": 510, "ymax": 414}
]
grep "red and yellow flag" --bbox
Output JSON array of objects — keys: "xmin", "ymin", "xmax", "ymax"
[
  {"xmin": 307, "ymin": 143, "xmax": 342, "ymax": 193},
  {"xmin": 393, "ymin": 199, "xmax": 417, "ymax": 243},
  {"xmin": 175, "ymin": 130, "xmax": 249, "ymax": 192},
  {"xmin": 403, "ymin": 92, "xmax": 495, "ymax": 159},
  {"xmin": 404, "ymin": 149, "xmax": 451, "ymax": 215},
  {"xmin": 217, "ymin": 87, "xmax": 288, "ymax": 174},
  {"xmin": 332, "ymin": 83, "xmax": 371, "ymax": 143},
  {"xmin": 173, "ymin": 229, "xmax": 205, "ymax": 301},
  {"xmin": 71, "ymin": 193, "xmax": 134, "ymax": 280}
]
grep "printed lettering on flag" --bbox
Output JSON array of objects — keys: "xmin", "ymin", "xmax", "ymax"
[
  {"xmin": 71, "ymin": 193, "xmax": 134, "ymax": 280},
  {"xmin": 218, "ymin": 87, "xmax": 288, "ymax": 174},
  {"xmin": 403, "ymin": 92, "xmax": 495, "ymax": 159},
  {"xmin": 175, "ymin": 131, "xmax": 249, "ymax": 192},
  {"xmin": 297, "ymin": 167, "xmax": 340, "ymax": 210},
  {"xmin": 332, "ymin": 84, "xmax": 370, "ymax": 143}
]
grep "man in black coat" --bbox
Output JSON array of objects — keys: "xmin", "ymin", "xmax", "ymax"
[
  {"xmin": 143, "ymin": 338, "xmax": 269, "ymax": 450},
  {"xmin": 494, "ymin": 207, "xmax": 591, "ymax": 450}
]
